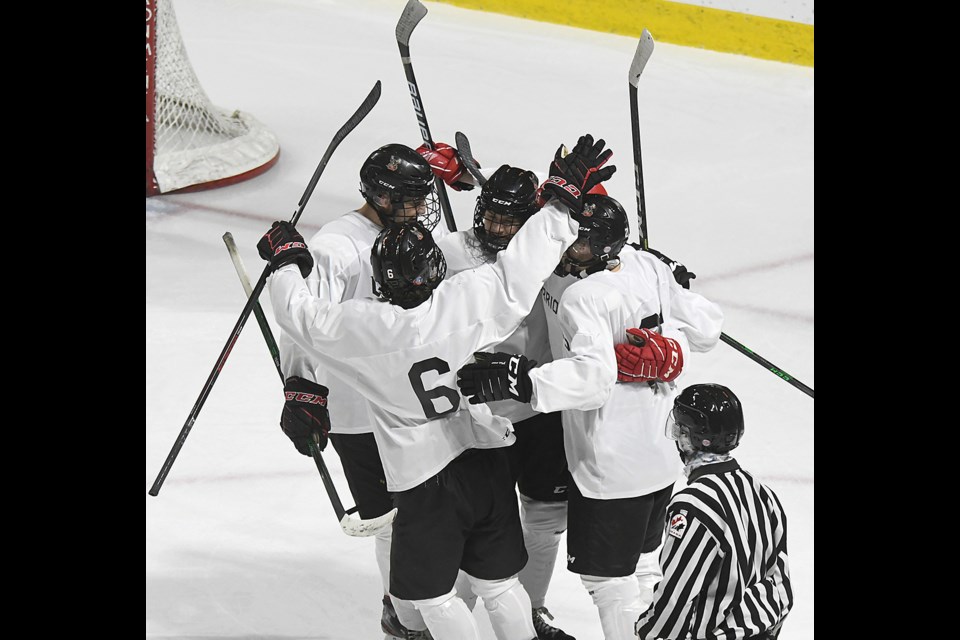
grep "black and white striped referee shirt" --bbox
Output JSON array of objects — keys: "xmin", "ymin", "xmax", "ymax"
[{"xmin": 635, "ymin": 459, "xmax": 793, "ymax": 639}]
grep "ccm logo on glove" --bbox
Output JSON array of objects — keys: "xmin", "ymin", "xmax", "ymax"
[
  {"xmin": 273, "ymin": 241, "xmax": 307, "ymax": 257},
  {"xmin": 284, "ymin": 390, "xmax": 327, "ymax": 406},
  {"xmin": 507, "ymin": 355, "xmax": 523, "ymax": 397},
  {"xmin": 545, "ymin": 176, "xmax": 581, "ymax": 198}
]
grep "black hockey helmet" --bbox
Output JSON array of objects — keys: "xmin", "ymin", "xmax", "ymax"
[
  {"xmin": 557, "ymin": 194, "xmax": 629, "ymax": 277},
  {"xmin": 359, "ymin": 143, "xmax": 440, "ymax": 230},
  {"xmin": 667, "ymin": 384, "xmax": 744, "ymax": 455},
  {"xmin": 473, "ymin": 164, "xmax": 541, "ymax": 254},
  {"xmin": 370, "ymin": 221, "xmax": 447, "ymax": 309}
]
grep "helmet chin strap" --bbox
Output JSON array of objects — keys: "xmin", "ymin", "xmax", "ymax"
[
  {"xmin": 376, "ymin": 210, "xmax": 395, "ymax": 227},
  {"xmin": 363, "ymin": 192, "xmax": 394, "ymax": 228}
]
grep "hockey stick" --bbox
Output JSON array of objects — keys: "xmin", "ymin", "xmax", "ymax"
[
  {"xmin": 396, "ymin": 0, "xmax": 457, "ymax": 232},
  {"xmin": 224, "ymin": 231, "xmax": 283, "ymax": 375},
  {"xmin": 221, "ymin": 233, "xmax": 396, "ymax": 536},
  {"xmin": 627, "ymin": 39, "xmax": 814, "ymax": 398},
  {"xmin": 719, "ymin": 334, "xmax": 814, "ymax": 398},
  {"xmin": 629, "ymin": 30, "xmax": 654, "ymax": 250},
  {"xmin": 455, "ymin": 131, "xmax": 486, "ymax": 187},
  {"xmin": 149, "ymin": 81, "xmax": 383, "ymax": 497}
]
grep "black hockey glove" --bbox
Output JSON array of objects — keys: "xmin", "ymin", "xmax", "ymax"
[
  {"xmin": 257, "ymin": 221, "xmax": 314, "ymax": 278},
  {"xmin": 281, "ymin": 376, "xmax": 331, "ymax": 455},
  {"xmin": 645, "ymin": 246, "xmax": 697, "ymax": 289},
  {"xmin": 541, "ymin": 134, "xmax": 616, "ymax": 211},
  {"xmin": 457, "ymin": 352, "xmax": 536, "ymax": 404}
]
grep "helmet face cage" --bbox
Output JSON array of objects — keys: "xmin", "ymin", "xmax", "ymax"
[
  {"xmin": 359, "ymin": 144, "xmax": 441, "ymax": 231},
  {"xmin": 472, "ymin": 165, "xmax": 540, "ymax": 254},
  {"xmin": 371, "ymin": 221, "xmax": 447, "ymax": 309},
  {"xmin": 472, "ymin": 202, "xmax": 528, "ymax": 254},
  {"xmin": 385, "ymin": 188, "xmax": 441, "ymax": 231}
]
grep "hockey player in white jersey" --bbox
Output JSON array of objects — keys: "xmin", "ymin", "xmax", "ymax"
[
  {"xmin": 257, "ymin": 135, "xmax": 615, "ymax": 640},
  {"xmin": 276, "ymin": 143, "xmax": 443, "ymax": 640},
  {"xmin": 429, "ymin": 162, "xmax": 576, "ymax": 640},
  {"xmin": 457, "ymin": 178, "xmax": 723, "ymax": 640}
]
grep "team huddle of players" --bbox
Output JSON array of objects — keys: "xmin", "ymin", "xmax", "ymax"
[{"xmin": 256, "ymin": 135, "xmax": 793, "ymax": 640}]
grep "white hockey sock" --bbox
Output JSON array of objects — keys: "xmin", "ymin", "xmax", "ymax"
[
  {"xmin": 375, "ymin": 525, "xmax": 392, "ymax": 593},
  {"xmin": 581, "ymin": 575, "xmax": 644, "ymax": 640},
  {"xmin": 454, "ymin": 569, "xmax": 478, "ymax": 611},
  {"xmin": 518, "ymin": 495, "xmax": 566, "ymax": 609},
  {"xmin": 391, "ymin": 594, "xmax": 428, "ymax": 632},
  {"xmin": 412, "ymin": 590, "xmax": 481, "ymax": 640},
  {"xmin": 633, "ymin": 549, "xmax": 663, "ymax": 613},
  {"xmin": 467, "ymin": 574, "xmax": 537, "ymax": 640}
]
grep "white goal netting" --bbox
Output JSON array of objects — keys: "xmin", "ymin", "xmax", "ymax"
[{"xmin": 146, "ymin": 0, "xmax": 279, "ymax": 195}]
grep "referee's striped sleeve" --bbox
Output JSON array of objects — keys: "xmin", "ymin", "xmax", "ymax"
[{"xmin": 636, "ymin": 504, "xmax": 720, "ymax": 638}]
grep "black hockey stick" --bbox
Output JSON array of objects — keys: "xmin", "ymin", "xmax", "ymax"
[
  {"xmin": 222, "ymin": 233, "xmax": 396, "ymax": 536},
  {"xmin": 719, "ymin": 333, "xmax": 814, "ymax": 398},
  {"xmin": 455, "ymin": 131, "xmax": 486, "ymax": 186},
  {"xmin": 629, "ymin": 30, "xmax": 654, "ymax": 250},
  {"xmin": 396, "ymin": 0, "xmax": 457, "ymax": 232},
  {"xmin": 149, "ymin": 81, "xmax": 383, "ymax": 497},
  {"xmin": 224, "ymin": 232, "xmax": 283, "ymax": 375},
  {"xmin": 626, "ymin": 39, "xmax": 814, "ymax": 398}
]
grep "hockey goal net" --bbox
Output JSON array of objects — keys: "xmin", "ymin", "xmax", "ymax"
[{"xmin": 146, "ymin": 0, "xmax": 279, "ymax": 196}]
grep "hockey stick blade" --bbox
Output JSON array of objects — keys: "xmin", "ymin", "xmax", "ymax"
[
  {"xmin": 341, "ymin": 507, "xmax": 398, "ymax": 537},
  {"xmin": 396, "ymin": 0, "xmax": 427, "ymax": 48},
  {"xmin": 148, "ymin": 84, "xmax": 381, "ymax": 497},
  {"xmin": 629, "ymin": 29, "xmax": 655, "ymax": 88},
  {"xmin": 395, "ymin": 0, "xmax": 457, "ymax": 232},
  {"xmin": 222, "ymin": 233, "xmax": 397, "ymax": 535},
  {"xmin": 455, "ymin": 131, "xmax": 486, "ymax": 186},
  {"xmin": 629, "ymin": 31, "xmax": 654, "ymax": 249}
]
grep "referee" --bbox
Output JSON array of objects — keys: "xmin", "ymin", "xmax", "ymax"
[{"xmin": 635, "ymin": 384, "xmax": 793, "ymax": 639}]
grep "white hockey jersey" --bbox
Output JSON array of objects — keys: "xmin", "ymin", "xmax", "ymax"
[
  {"xmin": 268, "ymin": 203, "xmax": 578, "ymax": 492},
  {"xmin": 280, "ymin": 210, "xmax": 381, "ymax": 435},
  {"xmin": 280, "ymin": 210, "xmax": 452, "ymax": 435},
  {"xmin": 530, "ymin": 246, "xmax": 724, "ymax": 499},
  {"xmin": 437, "ymin": 230, "xmax": 553, "ymax": 425}
]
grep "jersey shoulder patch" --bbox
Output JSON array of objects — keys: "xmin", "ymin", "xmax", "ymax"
[{"xmin": 668, "ymin": 511, "xmax": 688, "ymax": 539}]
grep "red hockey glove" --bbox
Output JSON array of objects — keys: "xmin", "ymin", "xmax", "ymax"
[
  {"xmin": 615, "ymin": 328, "xmax": 684, "ymax": 383},
  {"xmin": 416, "ymin": 142, "xmax": 475, "ymax": 191}
]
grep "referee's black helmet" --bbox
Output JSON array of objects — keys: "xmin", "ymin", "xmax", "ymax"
[{"xmin": 668, "ymin": 383, "xmax": 744, "ymax": 455}]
